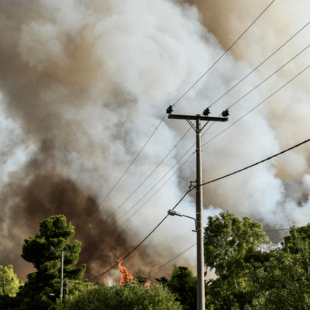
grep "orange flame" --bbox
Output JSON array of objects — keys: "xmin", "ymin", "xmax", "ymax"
[
  {"xmin": 117, "ymin": 258, "xmax": 151, "ymax": 288},
  {"xmin": 117, "ymin": 259, "xmax": 134, "ymax": 285},
  {"xmin": 144, "ymin": 279, "xmax": 151, "ymax": 289}
]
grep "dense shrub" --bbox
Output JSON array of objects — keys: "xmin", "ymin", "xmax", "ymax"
[{"xmin": 56, "ymin": 280, "xmax": 183, "ymax": 310}]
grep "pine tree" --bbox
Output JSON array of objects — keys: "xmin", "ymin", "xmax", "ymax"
[{"xmin": 15, "ymin": 215, "xmax": 87, "ymax": 310}]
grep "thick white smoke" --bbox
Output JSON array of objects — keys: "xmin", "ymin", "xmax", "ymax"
[
  {"xmin": 190, "ymin": 0, "xmax": 310, "ymax": 230},
  {"xmin": 1, "ymin": 0, "xmax": 310, "ymax": 280}
]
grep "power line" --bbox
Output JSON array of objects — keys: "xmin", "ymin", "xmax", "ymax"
[
  {"xmin": 97, "ymin": 0, "xmax": 275, "ymax": 208},
  {"xmin": 201, "ymin": 34, "xmax": 310, "ymax": 142},
  {"xmin": 202, "ymin": 62, "xmax": 310, "ymax": 148},
  {"xmin": 105, "ymin": 127, "xmax": 192, "ymax": 222},
  {"xmin": 88, "ymin": 32, "xmax": 310, "ymax": 285},
  {"xmin": 118, "ymin": 151, "xmax": 194, "ymax": 228},
  {"xmin": 98, "ymin": 114, "xmax": 167, "ymax": 207},
  {"xmin": 148, "ymin": 228, "xmax": 293, "ymax": 275},
  {"xmin": 171, "ymin": 0, "xmax": 276, "ymax": 108},
  {"xmin": 208, "ymin": 19, "xmax": 310, "ymax": 109},
  {"xmin": 149, "ymin": 243, "xmax": 196, "ymax": 274},
  {"xmin": 89, "ymin": 135, "xmax": 310, "ymax": 282},
  {"xmin": 227, "ymin": 42, "xmax": 310, "ymax": 110},
  {"xmin": 201, "ymin": 137, "xmax": 310, "ymax": 187},
  {"xmin": 114, "ymin": 43, "xmax": 310, "ymax": 227},
  {"xmin": 89, "ymin": 189, "xmax": 192, "ymax": 282}
]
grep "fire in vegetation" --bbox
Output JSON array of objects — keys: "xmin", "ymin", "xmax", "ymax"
[{"xmin": 117, "ymin": 258, "xmax": 151, "ymax": 289}]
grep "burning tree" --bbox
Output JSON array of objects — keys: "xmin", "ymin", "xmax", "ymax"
[
  {"xmin": 117, "ymin": 258, "xmax": 151, "ymax": 289},
  {"xmin": 117, "ymin": 259, "xmax": 135, "ymax": 285}
]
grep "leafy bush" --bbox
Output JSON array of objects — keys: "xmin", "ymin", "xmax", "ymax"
[{"xmin": 56, "ymin": 280, "xmax": 183, "ymax": 310}]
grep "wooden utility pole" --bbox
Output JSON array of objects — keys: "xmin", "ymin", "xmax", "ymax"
[{"xmin": 166, "ymin": 105, "xmax": 229, "ymax": 310}]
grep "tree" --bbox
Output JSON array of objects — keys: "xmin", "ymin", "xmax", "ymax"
[
  {"xmin": 14, "ymin": 215, "xmax": 87, "ymax": 310},
  {"xmin": 135, "ymin": 274, "xmax": 149, "ymax": 285},
  {"xmin": 0, "ymin": 265, "xmax": 24, "ymax": 297},
  {"xmin": 156, "ymin": 265, "xmax": 199, "ymax": 310},
  {"xmin": 204, "ymin": 211, "xmax": 269, "ymax": 309},
  {"xmin": 204, "ymin": 211, "xmax": 310, "ymax": 309},
  {"xmin": 0, "ymin": 265, "xmax": 25, "ymax": 310},
  {"xmin": 243, "ymin": 248, "xmax": 310, "ymax": 309},
  {"xmin": 241, "ymin": 225, "xmax": 310, "ymax": 309}
]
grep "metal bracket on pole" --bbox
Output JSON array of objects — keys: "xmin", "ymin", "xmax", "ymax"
[
  {"xmin": 189, "ymin": 180, "xmax": 197, "ymax": 190},
  {"xmin": 192, "ymin": 219, "xmax": 198, "ymax": 233},
  {"xmin": 186, "ymin": 119, "xmax": 197, "ymax": 132}
]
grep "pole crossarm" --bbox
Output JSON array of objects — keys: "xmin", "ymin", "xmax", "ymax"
[{"xmin": 168, "ymin": 114, "xmax": 228, "ymax": 122}]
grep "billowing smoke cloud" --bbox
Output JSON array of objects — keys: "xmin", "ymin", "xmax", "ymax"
[
  {"xmin": 1, "ymin": 0, "xmax": 309, "ymax": 285},
  {"xmin": 189, "ymin": 0, "xmax": 310, "ymax": 231},
  {"xmin": 0, "ymin": 170, "xmax": 172, "ymax": 284},
  {"xmin": 0, "ymin": 0, "xmax": 224, "ymax": 284}
]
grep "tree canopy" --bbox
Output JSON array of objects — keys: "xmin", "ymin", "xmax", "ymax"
[
  {"xmin": 204, "ymin": 211, "xmax": 310, "ymax": 309},
  {"xmin": 156, "ymin": 265, "xmax": 200, "ymax": 309},
  {"xmin": 0, "ymin": 265, "xmax": 24, "ymax": 297},
  {"xmin": 14, "ymin": 215, "xmax": 88, "ymax": 309}
]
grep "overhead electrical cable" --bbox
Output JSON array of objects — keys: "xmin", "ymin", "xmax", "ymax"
[
  {"xmin": 105, "ymin": 127, "xmax": 192, "ymax": 222},
  {"xmin": 114, "ymin": 42, "xmax": 310, "ymax": 226},
  {"xmin": 118, "ymin": 151, "xmax": 194, "ymax": 227},
  {"xmin": 227, "ymin": 43, "xmax": 310, "ymax": 110},
  {"xmin": 208, "ymin": 19, "xmax": 310, "ymax": 109},
  {"xmin": 202, "ymin": 62, "xmax": 310, "ymax": 148},
  {"xmin": 89, "ymin": 189, "xmax": 191, "ymax": 282},
  {"xmin": 89, "ymin": 135, "xmax": 310, "ymax": 281},
  {"xmin": 97, "ymin": 0, "xmax": 275, "ymax": 206},
  {"xmin": 170, "ymin": 0, "xmax": 276, "ymax": 108},
  {"xmin": 201, "ymin": 137, "xmax": 310, "ymax": 187},
  {"xmin": 200, "ymin": 39, "xmax": 310, "ymax": 140},
  {"xmin": 98, "ymin": 114, "xmax": 166, "ymax": 208},
  {"xmin": 148, "ymin": 228, "xmax": 293, "ymax": 274},
  {"xmin": 149, "ymin": 243, "xmax": 197, "ymax": 274}
]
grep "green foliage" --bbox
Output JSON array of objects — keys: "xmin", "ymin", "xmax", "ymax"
[
  {"xmin": 13, "ymin": 215, "xmax": 87, "ymax": 309},
  {"xmin": 156, "ymin": 265, "xmax": 198, "ymax": 310},
  {"xmin": 244, "ymin": 248, "xmax": 310, "ymax": 309},
  {"xmin": 204, "ymin": 211, "xmax": 310, "ymax": 309},
  {"xmin": 55, "ymin": 280, "xmax": 183, "ymax": 310},
  {"xmin": 135, "ymin": 274, "xmax": 148, "ymax": 285},
  {"xmin": 0, "ymin": 265, "xmax": 24, "ymax": 297},
  {"xmin": 204, "ymin": 211, "xmax": 269, "ymax": 277}
]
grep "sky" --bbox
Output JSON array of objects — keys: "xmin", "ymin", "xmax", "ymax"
[{"xmin": 0, "ymin": 0, "xmax": 310, "ymax": 285}]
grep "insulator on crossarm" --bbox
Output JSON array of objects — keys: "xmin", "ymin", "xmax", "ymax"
[
  {"xmin": 203, "ymin": 108, "xmax": 210, "ymax": 116},
  {"xmin": 166, "ymin": 105, "xmax": 173, "ymax": 114},
  {"xmin": 222, "ymin": 109, "xmax": 229, "ymax": 117}
]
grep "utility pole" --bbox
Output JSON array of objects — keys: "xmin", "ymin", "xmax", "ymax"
[
  {"xmin": 50, "ymin": 246, "xmax": 75, "ymax": 304},
  {"xmin": 166, "ymin": 105, "xmax": 229, "ymax": 310},
  {"xmin": 1, "ymin": 278, "xmax": 13, "ymax": 294}
]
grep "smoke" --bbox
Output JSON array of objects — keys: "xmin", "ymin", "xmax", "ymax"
[
  {"xmin": 188, "ymin": 0, "xmax": 310, "ymax": 231},
  {"xmin": 0, "ymin": 0, "xmax": 222, "ymax": 284},
  {"xmin": 0, "ymin": 170, "xmax": 172, "ymax": 284},
  {"xmin": 1, "ymin": 0, "xmax": 310, "ymax": 285}
]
